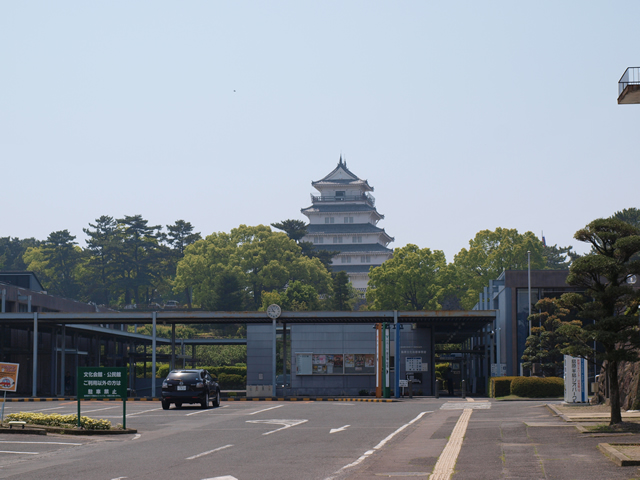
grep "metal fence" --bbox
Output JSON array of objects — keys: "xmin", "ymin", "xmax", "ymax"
[{"xmin": 619, "ymin": 67, "xmax": 640, "ymax": 96}]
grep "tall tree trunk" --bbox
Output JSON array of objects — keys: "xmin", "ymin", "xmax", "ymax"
[{"xmin": 609, "ymin": 360, "xmax": 623, "ymax": 425}]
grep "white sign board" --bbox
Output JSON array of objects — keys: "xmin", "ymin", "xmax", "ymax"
[
  {"xmin": 399, "ymin": 380, "xmax": 409, "ymax": 388},
  {"xmin": 296, "ymin": 353, "xmax": 312, "ymax": 375},
  {"xmin": 491, "ymin": 363, "xmax": 507, "ymax": 377},
  {"xmin": 564, "ymin": 355, "xmax": 588, "ymax": 403},
  {"xmin": 406, "ymin": 357, "xmax": 422, "ymax": 372}
]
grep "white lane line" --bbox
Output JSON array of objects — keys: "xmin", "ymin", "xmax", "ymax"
[
  {"xmin": 429, "ymin": 408, "xmax": 473, "ymax": 480},
  {"xmin": 325, "ymin": 411, "xmax": 432, "ymax": 480},
  {"xmin": 186, "ymin": 409, "xmax": 210, "ymax": 416},
  {"xmin": 186, "ymin": 444, "xmax": 233, "ymax": 460},
  {"xmin": 330, "ymin": 425, "xmax": 350, "ymax": 434},
  {"xmin": 81, "ymin": 406, "xmax": 119, "ymax": 413},
  {"xmin": 126, "ymin": 408, "xmax": 162, "ymax": 417},
  {"xmin": 248, "ymin": 405, "xmax": 283, "ymax": 415},
  {"xmin": 27, "ymin": 406, "xmax": 67, "ymax": 413},
  {"xmin": 0, "ymin": 450, "xmax": 40, "ymax": 455},
  {"xmin": 0, "ymin": 441, "xmax": 82, "ymax": 446}
]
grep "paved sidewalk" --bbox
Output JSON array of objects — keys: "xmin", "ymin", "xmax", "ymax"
[{"xmin": 338, "ymin": 399, "xmax": 640, "ymax": 480}]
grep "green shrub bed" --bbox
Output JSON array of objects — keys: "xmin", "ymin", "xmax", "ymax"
[
  {"xmin": 6, "ymin": 412, "xmax": 112, "ymax": 430},
  {"xmin": 510, "ymin": 376, "xmax": 563, "ymax": 398},
  {"xmin": 490, "ymin": 377, "xmax": 520, "ymax": 398}
]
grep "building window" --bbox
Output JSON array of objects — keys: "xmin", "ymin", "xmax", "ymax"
[
  {"xmin": 352, "ymin": 236, "xmax": 362, "ymax": 243},
  {"xmin": 318, "ymin": 237, "xmax": 323, "ymax": 244},
  {"xmin": 360, "ymin": 255, "xmax": 371, "ymax": 263},
  {"xmin": 344, "ymin": 216, "xmax": 354, "ymax": 223},
  {"xmin": 336, "ymin": 191, "xmax": 345, "ymax": 200},
  {"xmin": 333, "ymin": 236, "xmax": 342, "ymax": 244},
  {"xmin": 314, "ymin": 236, "xmax": 318, "ymax": 243},
  {"xmin": 342, "ymin": 256, "xmax": 351, "ymax": 264}
]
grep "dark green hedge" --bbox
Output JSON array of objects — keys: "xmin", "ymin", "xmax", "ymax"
[
  {"xmin": 490, "ymin": 377, "xmax": 520, "ymax": 398},
  {"xmin": 510, "ymin": 376, "xmax": 563, "ymax": 398}
]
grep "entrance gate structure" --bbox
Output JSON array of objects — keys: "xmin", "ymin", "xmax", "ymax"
[{"xmin": 0, "ymin": 310, "xmax": 495, "ymax": 398}]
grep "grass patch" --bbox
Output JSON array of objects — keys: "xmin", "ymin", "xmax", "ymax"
[{"xmin": 585, "ymin": 422, "xmax": 640, "ymax": 434}]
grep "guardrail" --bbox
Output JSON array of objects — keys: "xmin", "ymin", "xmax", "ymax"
[{"xmin": 619, "ymin": 67, "xmax": 640, "ymax": 96}]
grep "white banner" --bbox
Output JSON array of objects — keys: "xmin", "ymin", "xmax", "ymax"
[{"xmin": 564, "ymin": 355, "xmax": 588, "ymax": 403}]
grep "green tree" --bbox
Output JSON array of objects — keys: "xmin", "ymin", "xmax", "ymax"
[
  {"xmin": 0, "ymin": 237, "xmax": 42, "ymax": 271},
  {"xmin": 543, "ymin": 243, "xmax": 577, "ymax": 270},
  {"xmin": 330, "ymin": 271, "xmax": 357, "ymax": 311},
  {"xmin": 612, "ymin": 208, "xmax": 640, "ymax": 228},
  {"xmin": 24, "ymin": 230, "xmax": 83, "ymax": 298},
  {"xmin": 558, "ymin": 218, "xmax": 640, "ymax": 425},
  {"xmin": 453, "ymin": 228, "xmax": 545, "ymax": 309},
  {"xmin": 116, "ymin": 215, "xmax": 162, "ymax": 305},
  {"xmin": 521, "ymin": 297, "xmax": 579, "ymax": 376},
  {"xmin": 366, "ymin": 244, "xmax": 449, "ymax": 310},
  {"xmin": 175, "ymin": 225, "xmax": 332, "ymax": 311},
  {"xmin": 83, "ymin": 216, "xmax": 121, "ymax": 305},
  {"xmin": 164, "ymin": 220, "xmax": 201, "ymax": 307},
  {"xmin": 271, "ymin": 219, "xmax": 308, "ymax": 242}
]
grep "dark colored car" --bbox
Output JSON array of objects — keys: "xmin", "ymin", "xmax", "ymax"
[{"xmin": 161, "ymin": 369, "xmax": 220, "ymax": 410}]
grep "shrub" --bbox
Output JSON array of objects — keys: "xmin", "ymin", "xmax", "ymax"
[
  {"xmin": 510, "ymin": 377, "xmax": 563, "ymax": 398},
  {"xmin": 490, "ymin": 377, "xmax": 520, "ymax": 398},
  {"xmin": 6, "ymin": 412, "xmax": 112, "ymax": 430},
  {"xmin": 216, "ymin": 373, "xmax": 246, "ymax": 389}
]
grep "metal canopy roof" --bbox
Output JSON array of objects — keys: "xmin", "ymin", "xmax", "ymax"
[{"xmin": 0, "ymin": 310, "xmax": 495, "ymax": 344}]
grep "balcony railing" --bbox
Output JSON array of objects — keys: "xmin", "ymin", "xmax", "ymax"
[
  {"xmin": 311, "ymin": 193, "xmax": 375, "ymax": 206},
  {"xmin": 619, "ymin": 67, "xmax": 640, "ymax": 96}
]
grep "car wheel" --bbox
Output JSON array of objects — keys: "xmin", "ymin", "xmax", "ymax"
[
  {"xmin": 175, "ymin": 402, "xmax": 182, "ymax": 409},
  {"xmin": 161, "ymin": 400, "xmax": 170, "ymax": 410},
  {"xmin": 212, "ymin": 390, "xmax": 220, "ymax": 408},
  {"xmin": 201, "ymin": 392, "xmax": 209, "ymax": 409}
]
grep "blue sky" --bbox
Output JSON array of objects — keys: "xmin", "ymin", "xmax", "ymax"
[{"xmin": 2, "ymin": 2, "xmax": 638, "ymax": 261}]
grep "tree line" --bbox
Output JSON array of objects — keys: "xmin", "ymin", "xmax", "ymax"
[{"xmin": 1, "ymin": 214, "xmax": 582, "ymax": 312}]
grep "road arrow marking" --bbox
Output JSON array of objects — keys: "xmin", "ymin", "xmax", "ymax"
[
  {"xmin": 330, "ymin": 425, "xmax": 350, "ymax": 434},
  {"xmin": 247, "ymin": 419, "xmax": 308, "ymax": 435}
]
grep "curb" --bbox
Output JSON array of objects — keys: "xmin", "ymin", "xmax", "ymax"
[
  {"xmin": 1, "ymin": 396, "xmax": 396, "ymax": 403},
  {"xmin": 598, "ymin": 443, "xmax": 640, "ymax": 466}
]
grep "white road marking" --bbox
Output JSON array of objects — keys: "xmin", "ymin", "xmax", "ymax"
[
  {"xmin": 186, "ymin": 444, "xmax": 233, "ymax": 460},
  {"xmin": 246, "ymin": 419, "xmax": 308, "ymax": 435},
  {"xmin": 0, "ymin": 441, "xmax": 82, "ymax": 446},
  {"xmin": 325, "ymin": 411, "xmax": 432, "ymax": 480},
  {"xmin": 126, "ymin": 408, "xmax": 162, "ymax": 417},
  {"xmin": 132, "ymin": 434, "xmax": 141, "ymax": 440},
  {"xmin": 81, "ymin": 406, "xmax": 118, "ymax": 413},
  {"xmin": 27, "ymin": 406, "xmax": 67, "ymax": 412},
  {"xmin": 429, "ymin": 408, "xmax": 473, "ymax": 480},
  {"xmin": 248, "ymin": 405, "xmax": 283, "ymax": 415},
  {"xmin": 330, "ymin": 425, "xmax": 350, "ymax": 433},
  {"xmin": 440, "ymin": 402, "xmax": 490, "ymax": 410},
  {"xmin": 186, "ymin": 409, "xmax": 210, "ymax": 416},
  {"xmin": 202, "ymin": 476, "xmax": 238, "ymax": 480},
  {"xmin": 110, "ymin": 477, "xmax": 127, "ymax": 480},
  {"xmin": 0, "ymin": 450, "xmax": 39, "ymax": 455}
]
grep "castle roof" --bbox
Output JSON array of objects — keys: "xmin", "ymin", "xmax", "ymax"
[{"xmin": 311, "ymin": 157, "xmax": 373, "ymax": 192}]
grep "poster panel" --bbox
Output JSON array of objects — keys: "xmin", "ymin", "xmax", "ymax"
[
  {"xmin": 296, "ymin": 353, "xmax": 312, "ymax": 375},
  {"xmin": 564, "ymin": 355, "xmax": 588, "ymax": 403},
  {"xmin": 77, "ymin": 367, "xmax": 127, "ymax": 400},
  {"xmin": 0, "ymin": 363, "xmax": 19, "ymax": 393}
]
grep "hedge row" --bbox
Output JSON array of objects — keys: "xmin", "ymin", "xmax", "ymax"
[
  {"xmin": 490, "ymin": 377, "xmax": 520, "ymax": 398},
  {"xmin": 510, "ymin": 376, "xmax": 563, "ymax": 398},
  {"xmin": 490, "ymin": 376, "xmax": 563, "ymax": 398},
  {"xmin": 6, "ymin": 412, "xmax": 112, "ymax": 430}
]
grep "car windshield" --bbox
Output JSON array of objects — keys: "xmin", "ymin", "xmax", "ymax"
[{"xmin": 167, "ymin": 371, "xmax": 200, "ymax": 382}]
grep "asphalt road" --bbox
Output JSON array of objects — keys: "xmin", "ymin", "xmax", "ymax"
[{"xmin": 1, "ymin": 398, "xmax": 638, "ymax": 480}]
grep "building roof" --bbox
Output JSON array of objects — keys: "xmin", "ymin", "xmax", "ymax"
[
  {"xmin": 307, "ymin": 223, "xmax": 386, "ymax": 234},
  {"xmin": 311, "ymin": 157, "xmax": 373, "ymax": 192},
  {"xmin": 326, "ymin": 243, "xmax": 393, "ymax": 254},
  {"xmin": 301, "ymin": 204, "xmax": 384, "ymax": 219}
]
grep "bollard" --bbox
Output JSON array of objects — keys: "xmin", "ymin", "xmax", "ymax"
[
  {"xmin": 435, "ymin": 379, "xmax": 440, "ymax": 399},
  {"xmin": 461, "ymin": 379, "xmax": 466, "ymax": 399}
]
